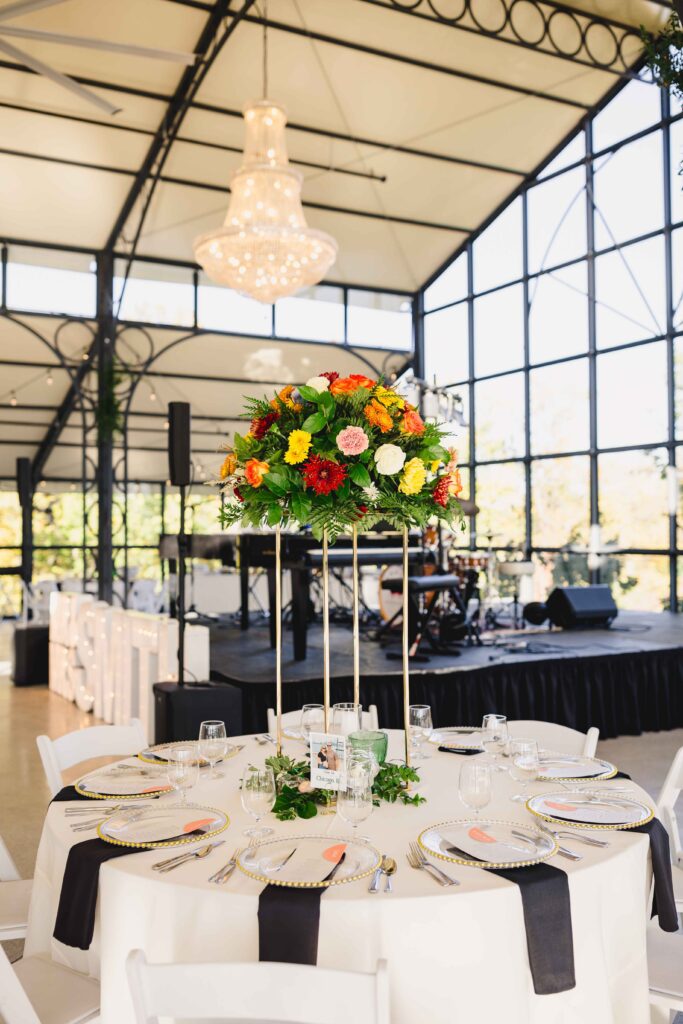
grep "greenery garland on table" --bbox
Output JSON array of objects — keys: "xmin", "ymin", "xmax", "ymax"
[
  {"xmin": 217, "ymin": 370, "xmax": 465, "ymax": 540},
  {"xmin": 265, "ymin": 754, "xmax": 425, "ymax": 822}
]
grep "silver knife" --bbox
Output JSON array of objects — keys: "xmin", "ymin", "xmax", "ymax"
[
  {"xmin": 271, "ymin": 848, "xmax": 297, "ymax": 873},
  {"xmin": 152, "ymin": 840, "xmax": 224, "ymax": 871}
]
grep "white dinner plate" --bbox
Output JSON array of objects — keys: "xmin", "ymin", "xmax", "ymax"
[
  {"xmin": 535, "ymin": 754, "xmax": 616, "ymax": 781},
  {"xmin": 97, "ymin": 804, "xmax": 229, "ymax": 848},
  {"xmin": 75, "ymin": 759, "xmax": 173, "ymax": 799},
  {"xmin": 419, "ymin": 819, "xmax": 557, "ymax": 869},
  {"xmin": 138, "ymin": 740, "xmax": 241, "ymax": 766},
  {"xmin": 527, "ymin": 791, "xmax": 654, "ymax": 829},
  {"xmin": 429, "ymin": 727, "xmax": 483, "ymax": 750},
  {"xmin": 237, "ymin": 835, "xmax": 380, "ymax": 888}
]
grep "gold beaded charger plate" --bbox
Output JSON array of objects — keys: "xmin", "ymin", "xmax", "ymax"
[
  {"xmin": 527, "ymin": 792, "xmax": 654, "ymax": 830},
  {"xmin": 75, "ymin": 759, "xmax": 173, "ymax": 799},
  {"xmin": 534, "ymin": 754, "xmax": 616, "ymax": 782},
  {"xmin": 418, "ymin": 819, "xmax": 558, "ymax": 869},
  {"xmin": 237, "ymin": 835, "xmax": 381, "ymax": 888},
  {"xmin": 428, "ymin": 727, "xmax": 483, "ymax": 751},
  {"xmin": 138, "ymin": 740, "xmax": 241, "ymax": 767},
  {"xmin": 97, "ymin": 804, "xmax": 229, "ymax": 849}
]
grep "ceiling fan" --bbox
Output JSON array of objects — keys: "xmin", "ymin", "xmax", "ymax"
[{"xmin": 0, "ymin": 0, "xmax": 196, "ymax": 115}]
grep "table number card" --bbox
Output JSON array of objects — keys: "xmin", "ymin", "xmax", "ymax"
[{"xmin": 309, "ymin": 733, "xmax": 347, "ymax": 791}]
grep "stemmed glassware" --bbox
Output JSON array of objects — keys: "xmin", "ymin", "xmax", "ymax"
[
  {"xmin": 166, "ymin": 745, "xmax": 199, "ymax": 806},
  {"xmin": 459, "ymin": 762, "xmax": 492, "ymax": 818},
  {"xmin": 300, "ymin": 704, "xmax": 325, "ymax": 746},
  {"xmin": 198, "ymin": 720, "xmax": 228, "ymax": 778},
  {"xmin": 509, "ymin": 738, "xmax": 541, "ymax": 803},
  {"xmin": 332, "ymin": 702, "xmax": 363, "ymax": 737},
  {"xmin": 408, "ymin": 704, "xmax": 433, "ymax": 760},
  {"xmin": 241, "ymin": 765, "xmax": 276, "ymax": 838},
  {"xmin": 481, "ymin": 714, "xmax": 508, "ymax": 772},
  {"xmin": 337, "ymin": 762, "xmax": 373, "ymax": 838}
]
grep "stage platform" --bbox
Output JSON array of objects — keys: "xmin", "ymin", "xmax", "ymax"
[{"xmin": 209, "ymin": 611, "xmax": 683, "ymax": 738}]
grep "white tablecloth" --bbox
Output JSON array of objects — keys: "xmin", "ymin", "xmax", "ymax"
[{"xmin": 25, "ymin": 731, "xmax": 654, "ymax": 1024}]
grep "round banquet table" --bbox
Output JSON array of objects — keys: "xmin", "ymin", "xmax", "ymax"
[{"xmin": 25, "ymin": 730, "xmax": 654, "ymax": 1024}]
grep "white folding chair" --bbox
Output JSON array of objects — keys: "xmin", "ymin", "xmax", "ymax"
[
  {"xmin": 508, "ymin": 720, "xmax": 599, "ymax": 757},
  {"xmin": 656, "ymin": 745, "xmax": 683, "ymax": 910},
  {"xmin": 647, "ymin": 920, "xmax": 683, "ymax": 1023},
  {"xmin": 126, "ymin": 950, "xmax": 389, "ymax": 1024},
  {"xmin": 0, "ymin": 833, "xmax": 32, "ymax": 941},
  {"xmin": 267, "ymin": 705, "xmax": 380, "ymax": 736},
  {"xmin": 36, "ymin": 719, "xmax": 146, "ymax": 797},
  {"xmin": 0, "ymin": 943, "xmax": 99, "ymax": 1024}
]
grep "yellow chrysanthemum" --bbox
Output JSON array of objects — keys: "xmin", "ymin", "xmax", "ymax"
[
  {"xmin": 284, "ymin": 429, "xmax": 312, "ymax": 465},
  {"xmin": 398, "ymin": 457, "xmax": 427, "ymax": 495},
  {"xmin": 374, "ymin": 385, "xmax": 405, "ymax": 410}
]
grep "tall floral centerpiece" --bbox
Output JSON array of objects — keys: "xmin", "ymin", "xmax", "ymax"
[{"xmin": 218, "ymin": 371, "xmax": 465, "ymax": 758}]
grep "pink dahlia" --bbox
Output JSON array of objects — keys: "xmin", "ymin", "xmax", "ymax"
[{"xmin": 336, "ymin": 425, "xmax": 369, "ymax": 457}]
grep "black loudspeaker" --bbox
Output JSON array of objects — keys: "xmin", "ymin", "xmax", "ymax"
[
  {"xmin": 17, "ymin": 457, "xmax": 31, "ymax": 508},
  {"xmin": 168, "ymin": 402, "xmax": 191, "ymax": 486},
  {"xmin": 153, "ymin": 681, "xmax": 243, "ymax": 744},
  {"xmin": 546, "ymin": 585, "xmax": 618, "ymax": 629},
  {"xmin": 12, "ymin": 625, "xmax": 49, "ymax": 686}
]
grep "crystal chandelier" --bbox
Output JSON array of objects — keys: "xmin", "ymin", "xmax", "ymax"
[{"xmin": 193, "ymin": 98, "xmax": 338, "ymax": 303}]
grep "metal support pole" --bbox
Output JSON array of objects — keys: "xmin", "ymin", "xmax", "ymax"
[
  {"xmin": 177, "ymin": 482, "xmax": 187, "ymax": 685},
  {"xmin": 96, "ymin": 250, "xmax": 115, "ymax": 602},
  {"xmin": 662, "ymin": 88, "xmax": 678, "ymax": 611},
  {"xmin": 585, "ymin": 121, "xmax": 600, "ymax": 586}
]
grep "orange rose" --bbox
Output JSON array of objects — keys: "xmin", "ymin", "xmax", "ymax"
[
  {"xmin": 271, "ymin": 385, "xmax": 303, "ymax": 412},
  {"xmin": 402, "ymin": 407, "xmax": 425, "ymax": 435},
  {"xmin": 349, "ymin": 373, "xmax": 376, "ymax": 389},
  {"xmin": 364, "ymin": 398, "xmax": 393, "ymax": 433},
  {"xmin": 220, "ymin": 452, "xmax": 237, "ymax": 480},
  {"xmin": 330, "ymin": 374, "xmax": 375, "ymax": 396},
  {"xmin": 244, "ymin": 458, "xmax": 269, "ymax": 488}
]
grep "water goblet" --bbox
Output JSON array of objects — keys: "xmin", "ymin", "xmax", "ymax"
[
  {"xmin": 509, "ymin": 738, "xmax": 541, "ymax": 803},
  {"xmin": 481, "ymin": 714, "xmax": 508, "ymax": 772},
  {"xmin": 241, "ymin": 765, "xmax": 276, "ymax": 838},
  {"xmin": 409, "ymin": 704, "xmax": 433, "ymax": 760},
  {"xmin": 332, "ymin": 702, "xmax": 363, "ymax": 737},
  {"xmin": 198, "ymin": 720, "xmax": 228, "ymax": 779},
  {"xmin": 337, "ymin": 772, "xmax": 373, "ymax": 839},
  {"xmin": 300, "ymin": 703, "xmax": 325, "ymax": 746},
  {"xmin": 166, "ymin": 745, "xmax": 199, "ymax": 806},
  {"xmin": 459, "ymin": 762, "xmax": 492, "ymax": 819}
]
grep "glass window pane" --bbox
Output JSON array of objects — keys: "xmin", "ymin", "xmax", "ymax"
[
  {"xmin": 0, "ymin": 552, "xmax": 22, "ymax": 614},
  {"xmin": 597, "ymin": 342, "xmax": 668, "ymax": 448},
  {"xmin": 531, "ymin": 456, "xmax": 589, "ymax": 548},
  {"xmin": 424, "ymin": 254, "xmax": 468, "ymax": 312},
  {"xmin": 0, "ymin": 490, "xmax": 21, "ymax": 547},
  {"xmin": 530, "ymin": 359, "xmax": 589, "ymax": 455},
  {"xmin": 473, "ymin": 284, "xmax": 524, "ymax": 377},
  {"xmin": 475, "ymin": 372, "xmax": 525, "ymax": 460},
  {"xmin": 531, "ymin": 551, "xmax": 589, "ymax": 599},
  {"xmin": 197, "ymin": 273, "xmax": 271, "ymax": 335},
  {"xmin": 475, "ymin": 462, "xmax": 526, "ymax": 547},
  {"xmin": 443, "ymin": 385, "xmax": 470, "ymax": 466},
  {"xmin": 671, "ymin": 119, "xmax": 683, "ymax": 226},
  {"xmin": 538, "ymin": 132, "xmax": 585, "ymax": 180},
  {"xmin": 424, "ymin": 303, "xmax": 468, "ymax": 386},
  {"xmin": 116, "ymin": 261, "xmax": 195, "ymax": 327},
  {"xmin": 676, "ymin": 336, "xmax": 683, "ymax": 440},
  {"xmin": 603, "ymin": 553, "xmax": 670, "ymax": 611},
  {"xmin": 527, "ymin": 167, "xmax": 586, "ymax": 273},
  {"xmin": 592, "ymin": 78, "xmax": 662, "ymax": 151},
  {"xmin": 8, "ymin": 247, "xmax": 96, "ymax": 317},
  {"xmin": 529, "ymin": 263, "xmax": 588, "ymax": 363},
  {"xmin": 593, "ymin": 134, "xmax": 664, "ymax": 249},
  {"xmin": 274, "ymin": 286, "xmax": 344, "ymax": 342},
  {"xmin": 472, "ymin": 197, "xmax": 522, "ymax": 293},
  {"xmin": 595, "ymin": 236, "xmax": 665, "ymax": 348},
  {"xmin": 126, "ymin": 489, "xmax": 163, "ymax": 546},
  {"xmin": 33, "ymin": 492, "xmax": 86, "ymax": 547},
  {"xmin": 599, "ymin": 447, "xmax": 669, "ymax": 549},
  {"xmin": 673, "ymin": 227, "xmax": 683, "ymax": 333},
  {"xmin": 347, "ymin": 291, "xmax": 412, "ymax": 350}
]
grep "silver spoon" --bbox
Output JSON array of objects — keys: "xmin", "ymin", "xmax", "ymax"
[{"xmin": 383, "ymin": 856, "xmax": 397, "ymax": 893}]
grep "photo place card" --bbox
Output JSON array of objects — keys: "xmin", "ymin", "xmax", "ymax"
[{"xmin": 309, "ymin": 733, "xmax": 347, "ymax": 791}]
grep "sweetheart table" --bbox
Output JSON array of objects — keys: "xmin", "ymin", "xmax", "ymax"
[{"xmin": 25, "ymin": 730, "xmax": 654, "ymax": 1024}]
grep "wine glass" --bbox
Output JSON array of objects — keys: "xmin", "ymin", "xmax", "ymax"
[
  {"xmin": 459, "ymin": 762, "xmax": 492, "ymax": 818},
  {"xmin": 409, "ymin": 704, "xmax": 433, "ymax": 760},
  {"xmin": 300, "ymin": 703, "xmax": 324, "ymax": 746},
  {"xmin": 509, "ymin": 738, "xmax": 541, "ymax": 803},
  {"xmin": 337, "ymin": 772, "xmax": 373, "ymax": 838},
  {"xmin": 481, "ymin": 714, "xmax": 508, "ymax": 772},
  {"xmin": 332, "ymin": 702, "xmax": 363, "ymax": 737},
  {"xmin": 198, "ymin": 720, "xmax": 228, "ymax": 779},
  {"xmin": 347, "ymin": 746, "xmax": 380, "ymax": 782},
  {"xmin": 241, "ymin": 765, "xmax": 276, "ymax": 838},
  {"xmin": 166, "ymin": 745, "xmax": 199, "ymax": 806}
]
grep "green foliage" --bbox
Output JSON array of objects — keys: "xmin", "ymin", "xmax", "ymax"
[
  {"xmin": 372, "ymin": 761, "xmax": 425, "ymax": 806},
  {"xmin": 641, "ymin": 9, "xmax": 683, "ymax": 99},
  {"xmin": 95, "ymin": 359, "xmax": 125, "ymax": 441}
]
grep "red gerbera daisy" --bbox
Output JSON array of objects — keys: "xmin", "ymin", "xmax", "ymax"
[
  {"xmin": 432, "ymin": 475, "xmax": 451, "ymax": 509},
  {"xmin": 321, "ymin": 371, "xmax": 339, "ymax": 384},
  {"xmin": 302, "ymin": 455, "xmax": 348, "ymax": 495},
  {"xmin": 250, "ymin": 409, "xmax": 280, "ymax": 439}
]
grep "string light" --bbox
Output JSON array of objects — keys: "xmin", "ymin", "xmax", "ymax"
[
  {"xmin": 149, "ymin": 389, "xmax": 157, "ymax": 402},
  {"xmin": 46, "ymin": 371, "xmax": 54, "ymax": 386},
  {"xmin": 9, "ymin": 392, "xmax": 17, "ymax": 407}
]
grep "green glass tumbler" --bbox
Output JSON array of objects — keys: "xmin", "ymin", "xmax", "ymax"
[{"xmin": 348, "ymin": 730, "xmax": 389, "ymax": 767}]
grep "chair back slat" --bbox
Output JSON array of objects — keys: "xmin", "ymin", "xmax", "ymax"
[{"xmin": 36, "ymin": 719, "xmax": 146, "ymax": 796}]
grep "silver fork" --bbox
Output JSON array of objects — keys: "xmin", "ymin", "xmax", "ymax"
[
  {"xmin": 407, "ymin": 842, "xmax": 459, "ymax": 886},
  {"xmin": 209, "ymin": 837, "xmax": 257, "ymax": 884}
]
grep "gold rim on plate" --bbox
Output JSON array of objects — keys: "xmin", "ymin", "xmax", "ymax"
[
  {"xmin": 137, "ymin": 740, "xmax": 242, "ymax": 767},
  {"xmin": 430, "ymin": 727, "xmax": 483, "ymax": 751},
  {"xmin": 75, "ymin": 773, "xmax": 172, "ymax": 801},
  {"xmin": 417, "ymin": 818, "xmax": 559, "ymax": 870},
  {"xmin": 526, "ymin": 794, "xmax": 654, "ymax": 831},
  {"xmin": 535, "ymin": 756, "xmax": 617, "ymax": 784},
  {"xmin": 97, "ymin": 804, "xmax": 230, "ymax": 849},
  {"xmin": 237, "ymin": 835, "xmax": 381, "ymax": 889}
]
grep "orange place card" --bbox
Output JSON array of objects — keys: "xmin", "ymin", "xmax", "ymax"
[
  {"xmin": 323, "ymin": 843, "xmax": 347, "ymax": 863},
  {"xmin": 183, "ymin": 818, "xmax": 218, "ymax": 833},
  {"xmin": 545, "ymin": 802, "xmax": 578, "ymax": 812},
  {"xmin": 468, "ymin": 827, "xmax": 496, "ymax": 844}
]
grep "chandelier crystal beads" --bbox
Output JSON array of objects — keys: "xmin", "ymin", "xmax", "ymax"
[{"xmin": 193, "ymin": 101, "xmax": 338, "ymax": 303}]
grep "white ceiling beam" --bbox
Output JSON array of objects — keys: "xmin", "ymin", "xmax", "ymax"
[
  {"xmin": 0, "ymin": 24, "xmax": 196, "ymax": 63},
  {"xmin": 0, "ymin": 0, "xmax": 68, "ymax": 22},
  {"xmin": 0, "ymin": 36, "xmax": 121, "ymax": 114}
]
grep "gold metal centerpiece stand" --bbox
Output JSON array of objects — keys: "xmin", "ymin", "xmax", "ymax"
[{"xmin": 275, "ymin": 525, "xmax": 283, "ymax": 755}]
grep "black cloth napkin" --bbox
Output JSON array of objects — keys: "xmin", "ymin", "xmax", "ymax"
[
  {"xmin": 438, "ymin": 746, "xmax": 481, "ymax": 756},
  {"xmin": 53, "ymin": 838, "xmax": 141, "ymax": 949},
  {"xmin": 258, "ymin": 855, "xmax": 346, "ymax": 965},
  {"xmin": 446, "ymin": 843, "xmax": 575, "ymax": 995},
  {"xmin": 51, "ymin": 786, "xmax": 92, "ymax": 803},
  {"xmin": 631, "ymin": 819, "xmax": 679, "ymax": 932}
]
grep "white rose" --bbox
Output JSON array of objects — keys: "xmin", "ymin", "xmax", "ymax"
[
  {"xmin": 305, "ymin": 375, "xmax": 330, "ymax": 393},
  {"xmin": 374, "ymin": 443, "xmax": 406, "ymax": 476}
]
